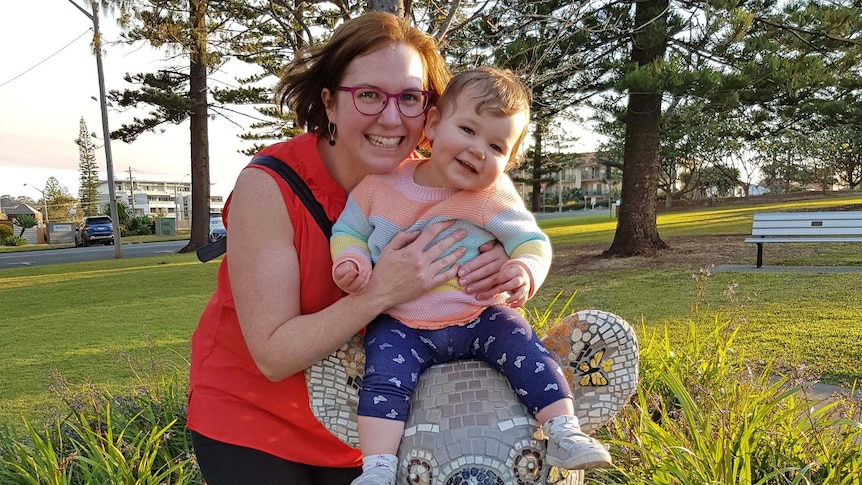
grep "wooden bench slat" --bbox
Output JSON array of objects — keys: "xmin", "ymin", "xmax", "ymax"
[
  {"xmin": 746, "ymin": 211, "xmax": 862, "ymax": 267},
  {"xmin": 752, "ymin": 228, "xmax": 862, "ymax": 236},
  {"xmin": 752, "ymin": 211, "xmax": 862, "ymax": 221},
  {"xmin": 752, "ymin": 220, "xmax": 862, "ymax": 229},
  {"xmin": 744, "ymin": 237, "xmax": 862, "ymax": 243}
]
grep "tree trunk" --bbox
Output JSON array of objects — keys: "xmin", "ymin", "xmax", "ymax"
[
  {"xmin": 182, "ymin": 0, "xmax": 211, "ymax": 253},
  {"xmin": 369, "ymin": 0, "xmax": 403, "ymax": 16},
  {"xmin": 604, "ymin": 0, "xmax": 670, "ymax": 257},
  {"xmin": 530, "ymin": 121, "xmax": 545, "ymax": 213}
]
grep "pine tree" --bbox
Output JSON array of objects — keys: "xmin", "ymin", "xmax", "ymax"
[
  {"xmin": 450, "ymin": 0, "xmax": 620, "ymax": 212},
  {"xmin": 43, "ymin": 177, "xmax": 77, "ymax": 222},
  {"xmin": 76, "ymin": 117, "xmax": 101, "ymax": 217}
]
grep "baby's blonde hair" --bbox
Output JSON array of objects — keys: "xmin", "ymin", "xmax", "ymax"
[{"xmin": 435, "ymin": 67, "xmax": 531, "ymax": 169}]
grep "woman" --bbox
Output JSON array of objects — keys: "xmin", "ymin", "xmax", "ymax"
[{"xmin": 186, "ymin": 12, "xmax": 508, "ymax": 485}]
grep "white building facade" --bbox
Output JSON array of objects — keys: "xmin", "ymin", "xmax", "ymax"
[
  {"xmin": 97, "ymin": 179, "xmax": 225, "ymax": 221},
  {"xmin": 510, "ymin": 152, "xmax": 617, "ymax": 209}
]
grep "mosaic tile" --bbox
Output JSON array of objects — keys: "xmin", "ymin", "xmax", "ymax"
[{"xmin": 304, "ymin": 310, "xmax": 638, "ymax": 484}]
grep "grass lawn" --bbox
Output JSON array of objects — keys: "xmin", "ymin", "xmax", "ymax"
[
  {"xmin": 0, "ymin": 255, "xmax": 215, "ymax": 431},
  {"xmin": 1, "ymin": 193, "xmax": 860, "ymax": 433}
]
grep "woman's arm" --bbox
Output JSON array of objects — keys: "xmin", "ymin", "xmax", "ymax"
[{"xmin": 227, "ymin": 169, "xmax": 466, "ymax": 381}]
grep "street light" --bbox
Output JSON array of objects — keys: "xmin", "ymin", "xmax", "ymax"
[
  {"xmin": 23, "ymin": 183, "xmax": 49, "ymax": 226},
  {"xmin": 23, "ymin": 183, "xmax": 49, "ymax": 244},
  {"xmin": 67, "ymin": 0, "xmax": 122, "ymax": 259}
]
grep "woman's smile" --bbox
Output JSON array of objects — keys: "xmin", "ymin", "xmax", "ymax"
[{"xmin": 366, "ymin": 134, "xmax": 403, "ymax": 148}]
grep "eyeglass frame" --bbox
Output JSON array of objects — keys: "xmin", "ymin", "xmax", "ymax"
[{"xmin": 335, "ymin": 86, "xmax": 433, "ymax": 118}]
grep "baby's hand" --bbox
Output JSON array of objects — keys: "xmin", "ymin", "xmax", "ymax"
[
  {"xmin": 333, "ymin": 260, "xmax": 368, "ymax": 294},
  {"xmin": 495, "ymin": 263, "xmax": 532, "ymax": 308}
]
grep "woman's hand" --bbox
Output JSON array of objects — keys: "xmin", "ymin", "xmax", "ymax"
[
  {"xmin": 457, "ymin": 240, "xmax": 508, "ymax": 300},
  {"xmin": 364, "ymin": 221, "xmax": 467, "ymax": 310}
]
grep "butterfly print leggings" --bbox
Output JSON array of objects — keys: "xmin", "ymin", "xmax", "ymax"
[{"xmin": 358, "ymin": 305, "xmax": 572, "ymax": 421}]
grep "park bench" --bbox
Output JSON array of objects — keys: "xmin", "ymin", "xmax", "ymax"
[{"xmin": 744, "ymin": 211, "xmax": 862, "ymax": 268}]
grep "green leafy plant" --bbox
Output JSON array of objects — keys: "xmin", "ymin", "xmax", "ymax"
[
  {"xmin": 103, "ymin": 201, "xmax": 132, "ymax": 228},
  {"xmin": 0, "ymin": 420, "xmax": 73, "ymax": 485},
  {"xmin": 594, "ymin": 319, "xmax": 862, "ymax": 484},
  {"xmin": 526, "ymin": 290, "xmax": 579, "ymax": 337},
  {"xmin": 12, "ymin": 215, "xmax": 36, "ymax": 238},
  {"xmin": 0, "ymin": 224, "xmax": 12, "ymax": 242},
  {"xmin": 0, "ymin": 375, "xmax": 199, "ymax": 484},
  {"xmin": 124, "ymin": 215, "xmax": 154, "ymax": 236},
  {"xmin": 2, "ymin": 236, "xmax": 26, "ymax": 246}
]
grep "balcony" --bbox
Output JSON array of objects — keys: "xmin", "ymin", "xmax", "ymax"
[
  {"xmin": 581, "ymin": 189, "xmax": 609, "ymax": 197},
  {"xmin": 580, "ymin": 171, "xmax": 603, "ymax": 182}
]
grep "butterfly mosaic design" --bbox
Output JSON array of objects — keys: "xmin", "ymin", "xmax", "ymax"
[{"xmin": 574, "ymin": 347, "xmax": 613, "ymax": 387}]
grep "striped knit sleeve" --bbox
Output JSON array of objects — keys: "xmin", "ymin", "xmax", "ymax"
[
  {"xmin": 330, "ymin": 178, "xmax": 374, "ymax": 291},
  {"xmin": 482, "ymin": 179, "xmax": 552, "ymax": 298}
]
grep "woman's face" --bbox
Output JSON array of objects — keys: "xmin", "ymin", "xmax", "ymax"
[{"xmin": 323, "ymin": 42, "xmax": 427, "ymax": 181}]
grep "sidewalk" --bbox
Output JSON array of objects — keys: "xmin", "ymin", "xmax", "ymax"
[
  {"xmin": 714, "ymin": 265, "xmax": 862, "ymax": 274},
  {"xmin": 803, "ymin": 381, "xmax": 860, "ymax": 402}
]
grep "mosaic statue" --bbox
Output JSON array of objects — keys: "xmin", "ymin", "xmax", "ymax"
[{"xmin": 305, "ymin": 309, "xmax": 639, "ymax": 485}]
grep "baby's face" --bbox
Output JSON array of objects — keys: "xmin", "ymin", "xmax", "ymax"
[{"xmin": 422, "ymin": 91, "xmax": 527, "ymax": 191}]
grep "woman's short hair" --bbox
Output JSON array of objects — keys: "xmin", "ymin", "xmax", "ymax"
[{"xmin": 274, "ymin": 12, "xmax": 450, "ymax": 150}]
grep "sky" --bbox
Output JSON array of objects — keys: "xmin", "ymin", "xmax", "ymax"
[
  {"xmin": 0, "ymin": 2, "xmax": 254, "ymax": 201},
  {"xmin": 0, "ymin": 2, "xmax": 603, "ymax": 202}
]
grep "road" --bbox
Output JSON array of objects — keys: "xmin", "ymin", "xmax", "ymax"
[
  {"xmin": 0, "ymin": 210, "xmax": 604, "ymax": 270},
  {"xmin": 0, "ymin": 240, "xmax": 190, "ymax": 269},
  {"xmin": 533, "ymin": 207, "xmax": 616, "ymax": 220}
]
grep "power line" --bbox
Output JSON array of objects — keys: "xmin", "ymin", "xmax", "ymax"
[{"xmin": 0, "ymin": 28, "xmax": 92, "ymax": 88}]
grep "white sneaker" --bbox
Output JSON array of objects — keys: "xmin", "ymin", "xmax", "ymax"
[
  {"xmin": 542, "ymin": 416, "xmax": 612, "ymax": 470},
  {"xmin": 350, "ymin": 467, "xmax": 396, "ymax": 485}
]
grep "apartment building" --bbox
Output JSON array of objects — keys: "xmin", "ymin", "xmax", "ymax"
[
  {"xmin": 510, "ymin": 152, "xmax": 617, "ymax": 208},
  {"xmin": 97, "ymin": 178, "xmax": 225, "ymax": 221}
]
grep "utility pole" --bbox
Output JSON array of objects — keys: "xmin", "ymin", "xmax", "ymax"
[
  {"xmin": 175, "ymin": 174, "xmax": 189, "ymax": 222},
  {"xmin": 128, "ymin": 167, "xmax": 136, "ymax": 214},
  {"xmin": 557, "ymin": 170, "xmax": 563, "ymax": 213},
  {"xmin": 23, "ymin": 183, "xmax": 50, "ymax": 242},
  {"xmin": 67, "ymin": 0, "xmax": 122, "ymax": 258}
]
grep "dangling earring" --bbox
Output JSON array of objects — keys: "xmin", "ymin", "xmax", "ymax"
[{"xmin": 328, "ymin": 121, "xmax": 337, "ymax": 147}]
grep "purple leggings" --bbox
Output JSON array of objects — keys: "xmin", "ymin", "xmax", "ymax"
[{"xmin": 358, "ymin": 305, "xmax": 571, "ymax": 421}]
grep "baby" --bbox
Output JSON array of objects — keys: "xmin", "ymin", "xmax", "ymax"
[{"xmin": 331, "ymin": 66, "xmax": 612, "ymax": 485}]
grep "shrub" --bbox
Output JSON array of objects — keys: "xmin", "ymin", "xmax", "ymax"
[
  {"xmin": 0, "ymin": 224, "xmax": 12, "ymax": 242},
  {"xmin": 592, "ymin": 319, "xmax": 862, "ymax": 484},
  {"xmin": 122, "ymin": 215, "xmax": 154, "ymax": 237},
  {"xmin": 0, "ymin": 374, "xmax": 200, "ymax": 484},
  {"xmin": 2, "ymin": 236, "xmax": 27, "ymax": 246}
]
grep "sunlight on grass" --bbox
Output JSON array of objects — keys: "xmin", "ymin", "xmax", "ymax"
[
  {"xmin": 527, "ymin": 267, "xmax": 862, "ymax": 385},
  {"xmin": 0, "ymin": 259, "xmax": 206, "ymax": 290},
  {"xmin": 62, "ymin": 337, "xmax": 191, "ymax": 358},
  {"xmin": 1, "ymin": 194, "xmax": 860, "ymax": 436},
  {"xmin": 0, "ymin": 254, "xmax": 215, "ymax": 432},
  {"xmin": 539, "ymin": 194, "xmax": 862, "ymax": 244}
]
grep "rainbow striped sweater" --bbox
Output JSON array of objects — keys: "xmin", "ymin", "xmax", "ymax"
[{"xmin": 331, "ymin": 159, "xmax": 552, "ymax": 330}]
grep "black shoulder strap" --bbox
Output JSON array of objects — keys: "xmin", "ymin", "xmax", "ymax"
[
  {"xmin": 251, "ymin": 156, "xmax": 333, "ymax": 239},
  {"xmin": 196, "ymin": 154, "xmax": 332, "ymax": 263}
]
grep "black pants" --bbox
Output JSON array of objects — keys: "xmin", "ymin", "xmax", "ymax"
[{"xmin": 191, "ymin": 431, "xmax": 362, "ymax": 485}]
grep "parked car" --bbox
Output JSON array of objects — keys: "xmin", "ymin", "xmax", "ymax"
[
  {"xmin": 209, "ymin": 225, "xmax": 227, "ymax": 243},
  {"xmin": 208, "ymin": 212, "xmax": 225, "ymax": 243},
  {"xmin": 75, "ymin": 215, "xmax": 114, "ymax": 247},
  {"xmin": 209, "ymin": 212, "xmax": 223, "ymax": 232}
]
